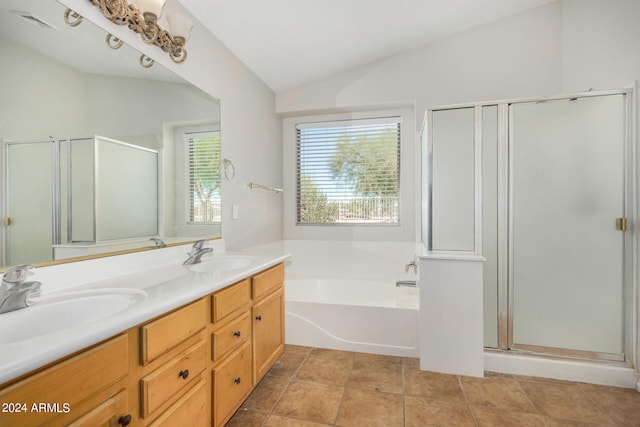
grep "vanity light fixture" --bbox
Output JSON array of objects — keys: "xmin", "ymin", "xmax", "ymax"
[{"xmin": 87, "ymin": 0, "xmax": 193, "ymax": 64}]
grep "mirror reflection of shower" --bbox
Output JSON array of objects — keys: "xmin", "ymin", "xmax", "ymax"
[{"xmin": 3, "ymin": 136, "xmax": 158, "ymax": 266}]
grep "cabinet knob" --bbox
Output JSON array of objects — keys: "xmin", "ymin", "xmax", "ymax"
[
  {"xmin": 255, "ymin": 315, "xmax": 262, "ymax": 321},
  {"xmin": 179, "ymin": 369, "xmax": 189, "ymax": 380},
  {"xmin": 233, "ymin": 377, "xmax": 241, "ymax": 384},
  {"xmin": 233, "ymin": 330, "xmax": 241, "ymax": 337},
  {"xmin": 118, "ymin": 415, "xmax": 132, "ymax": 426}
]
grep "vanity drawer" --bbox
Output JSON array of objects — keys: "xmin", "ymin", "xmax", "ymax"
[
  {"xmin": 141, "ymin": 298, "xmax": 206, "ymax": 365},
  {"xmin": 149, "ymin": 379, "xmax": 207, "ymax": 427},
  {"xmin": 140, "ymin": 342, "xmax": 207, "ymax": 418},
  {"xmin": 212, "ymin": 341, "xmax": 252, "ymax": 427},
  {"xmin": 0, "ymin": 335, "xmax": 128, "ymax": 427},
  {"xmin": 212, "ymin": 311, "xmax": 251, "ymax": 361},
  {"xmin": 252, "ymin": 263, "xmax": 284, "ymax": 301},
  {"xmin": 68, "ymin": 389, "xmax": 128, "ymax": 427},
  {"xmin": 211, "ymin": 279, "xmax": 250, "ymax": 324}
]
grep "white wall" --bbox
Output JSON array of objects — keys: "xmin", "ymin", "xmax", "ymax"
[
  {"xmin": 59, "ymin": 0, "xmax": 283, "ymax": 251},
  {"xmin": 561, "ymin": 0, "xmax": 640, "ymax": 92},
  {"xmin": 276, "ymin": 1, "xmax": 563, "ymax": 128},
  {"xmin": 0, "ymin": 37, "xmax": 87, "ymax": 139}
]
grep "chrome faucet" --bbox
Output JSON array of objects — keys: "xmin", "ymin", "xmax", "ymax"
[
  {"xmin": 149, "ymin": 237, "xmax": 166, "ymax": 248},
  {"xmin": 0, "ymin": 265, "xmax": 41, "ymax": 314},
  {"xmin": 183, "ymin": 240, "xmax": 213, "ymax": 265},
  {"xmin": 405, "ymin": 256, "xmax": 418, "ymax": 274},
  {"xmin": 396, "ymin": 280, "xmax": 418, "ymax": 288}
]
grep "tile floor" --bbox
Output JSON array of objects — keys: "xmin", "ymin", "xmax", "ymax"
[{"xmin": 226, "ymin": 345, "xmax": 640, "ymax": 427}]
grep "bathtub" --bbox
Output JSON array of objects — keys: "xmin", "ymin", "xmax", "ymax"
[{"xmin": 284, "ymin": 276, "xmax": 420, "ymax": 357}]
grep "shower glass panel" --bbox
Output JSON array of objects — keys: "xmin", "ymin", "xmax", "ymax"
[
  {"xmin": 431, "ymin": 108, "xmax": 475, "ymax": 251},
  {"xmin": 510, "ymin": 95, "xmax": 626, "ymax": 356},
  {"xmin": 482, "ymin": 106, "xmax": 499, "ymax": 348},
  {"xmin": 96, "ymin": 136, "xmax": 158, "ymax": 241},
  {"xmin": 6, "ymin": 141, "xmax": 54, "ymax": 265}
]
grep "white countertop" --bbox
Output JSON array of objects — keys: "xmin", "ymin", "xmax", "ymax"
[{"xmin": 0, "ymin": 240, "xmax": 290, "ymax": 384}]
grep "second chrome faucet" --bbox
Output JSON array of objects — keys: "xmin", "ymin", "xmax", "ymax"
[
  {"xmin": 183, "ymin": 240, "xmax": 213, "ymax": 265},
  {"xmin": 0, "ymin": 265, "xmax": 41, "ymax": 314}
]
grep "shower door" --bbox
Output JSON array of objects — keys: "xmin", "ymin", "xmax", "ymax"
[
  {"xmin": 508, "ymin": 93, "xmax": 629, "ymax": 359},
  {"xmin": 4, "ymin": 140, "xmax": 57, "ymax": 265}
]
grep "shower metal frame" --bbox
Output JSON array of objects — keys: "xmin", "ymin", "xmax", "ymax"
[{"xmin": 426, "ymin": 87, "xmax": 636, "ymax": 364}]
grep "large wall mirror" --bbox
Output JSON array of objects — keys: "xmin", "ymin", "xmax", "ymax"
[{"xmin": 0, "ymin": 0, "xmax": 222, "ymax": 269}]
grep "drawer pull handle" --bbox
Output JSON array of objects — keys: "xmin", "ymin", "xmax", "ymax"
[
  {"xmin": 233, "ymin": 330, "xmax": 241, "ymax": 337},
  {"xmin": 179, "ymin": 369, "xmax": 189, "ymax": 380},
  {"xmin": 233, "ymin": 377, "xmax": 241, "ymax": 384},
  {"xmin": 255, "ymin": 315, "xmax": 262, "ymax": 321},
  {"xmin": 118, "ymin": 415, "xmax": 132, "ymax": 426}
]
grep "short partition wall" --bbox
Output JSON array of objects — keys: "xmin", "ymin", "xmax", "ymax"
[{"xmin": 419, "ymin": 253, "xmax": 485, "ymax": 378}]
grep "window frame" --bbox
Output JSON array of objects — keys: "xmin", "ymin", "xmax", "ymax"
[
  {"xmin": 282, "ymin": 108, "xmax": 416, "ymax": 241},
  {"xmin": 295, "ymin": 117, "xmax": 402, "ymax": 226},
  {"xmin": 184, "ymin": 130, "xmax": 222, "ymax": 225}
]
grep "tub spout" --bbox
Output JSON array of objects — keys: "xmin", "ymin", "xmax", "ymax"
[{"xmin": 396, "ymin": 280, "xmax": 417, "ymax": 288}]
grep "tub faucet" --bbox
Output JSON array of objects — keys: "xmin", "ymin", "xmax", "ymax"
[
  {"xmin": 149, "ymin": 237, "xmax": 166, "ymax": 248},
  {"xmin": 396, "ymin": 280, "xmax": 418, "ymax": 288},
  {"xmin": 405, "ymin": 256, "xmax": 418, "ymax": 274},
  {"xmin": 1, "ymin": 265, "xmax": 42, "ymax": 314},
  {"xmin": 183, "ymin": 240, "xmax": 213, "ymax": 265}
]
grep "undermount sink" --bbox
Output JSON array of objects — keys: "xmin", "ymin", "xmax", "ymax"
[
  {"xmin": 188, "ymin": 255, "xmax": 256, "ymax": 273},
  {"xmin": 0, "ymin": 288, "xmax": 147, "ymax": 345}
]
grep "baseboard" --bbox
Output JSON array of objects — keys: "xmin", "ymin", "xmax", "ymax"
[{"xmin": 484, "ymin": 351, "xmax": 638, "ymax": 389}]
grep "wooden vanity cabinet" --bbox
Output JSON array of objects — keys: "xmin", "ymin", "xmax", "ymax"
[
  {"xmin": 136, "ymin": 298, "xmax": 208, "ymax": 426},
  {"xmin": 0, "ymin": 262, "xmax": 285, "ymax": 427},
  {"xmin": 252, "ymin": 263, "xmax": 285, "ymax": 383},
  {"xmin": 209, "ymin": 278, "xmax": 253, "ymax": 427},
  {"xmin": 0, "ymin": 334, "xmax": 130, "ymax": 427}
]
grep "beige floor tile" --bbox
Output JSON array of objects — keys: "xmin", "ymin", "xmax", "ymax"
[
  {"xmin": 335, "ymin": 388, "xmax": 404, "ymax": 427},
  {"xmin": 405, "ymin": 395, "xmax": 475, "ymax": 427},
  {"xmin": 403, "ymin": 357, "xmax": 420, "ymax": 370},
  {"xmin": 581, "ymin": 384, "xmax": 640, "ymax": 427},
  {"xmin": 404, "ymin": 369, "xmax": 465, "ymax": 403},
  {"xmin": 308, "ymin": 348, "xmax": 355, "ymax": 362},
  {"xmin": 518, "ymin": 379, "xmax": 615, "ymax": 425},
  {"xmin": 273, "ymin": 380, "xmax": 344, "ymax": 424},
  {"xmin": 269, "ymin": 352, "xmax": 307, "ymax": 377},
  {"xmin": 472, "ymin": 406, "xmax": 546, "ymax": 427},
  {"xmin": 542, "ymin": 417, "xmax": 617, "ymax": 427},
  {"xmin": 347, "ymin": 360, "xmax": 403, "ymax": 394},
  {"xmin": 352, "ymin": 352, "xmax": 404, "ymax": 366},
  {"xmin": 264, "ymin": 414, "xmax": 333, "ymax": 426},
  {"xmin": 296, "ymin": 353, "xmax": 353, "ymax": 386},
  {"xmin": 284, "ymin": 345, "xmax": 313, "ymax": 355},
  {"xmin": 225, "ymin": 408, "xmax": 268, "ymax": 427},
  {"xmin": 242, "ymin": 375, "xmax": 291, "ymax": 412},
  {"xmin": 461, "ymin": 376, "xmax": 537, "ymax": 413}
]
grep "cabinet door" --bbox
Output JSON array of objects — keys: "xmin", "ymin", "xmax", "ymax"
[
  {"xmin": 68, "ymin": 390, "xmax": 129, "ymax": 427},
  {"xmin": 0, "ymin": 335, "xmax": 128, "ymax": 427},
  {"xmin": 212, "ymin": 341, "xmax": 252, "ymax": 427},
  {"xmin": 149, "ymin": 379, "xmax": 207, "ymax": 427},
  {"xmin": 252, "ymin": 287, "xmax": 284, "ymax": 383}
]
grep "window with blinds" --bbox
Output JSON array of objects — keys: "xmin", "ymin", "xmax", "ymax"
[
  {"xmin": 296, "ymin": 117, "xmax": 401, "ymax": 225},
  {"xmin": 185, "ymin": 131, "xmax": 221, "ymax": 224}
]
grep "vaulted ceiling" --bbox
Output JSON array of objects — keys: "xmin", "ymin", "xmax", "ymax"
[{"xmin": 179, "ymin": 0, "xmax": 556, "ymax": 92}]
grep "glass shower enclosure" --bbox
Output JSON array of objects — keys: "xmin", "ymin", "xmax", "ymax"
[
  {"xmin": 423, "ymin": 89, "xmax": 633, "ymax": 362},
  {"xmin": 2, "ymin": 136, "xmax": 159, "ymax": 266}
]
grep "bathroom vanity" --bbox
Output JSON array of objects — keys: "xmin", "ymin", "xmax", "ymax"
[{"xmin": 0, "ymin": 243, "xmax": 287, "ymax": 426}]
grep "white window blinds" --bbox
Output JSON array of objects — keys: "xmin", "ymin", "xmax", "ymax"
[
  {"xmin": 296, "ymin": 117, "xmax": 401, "ymax": 225},
  {"xmin": 185, "ymin": 131, "xmax": 221, "ymax": 224}
]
